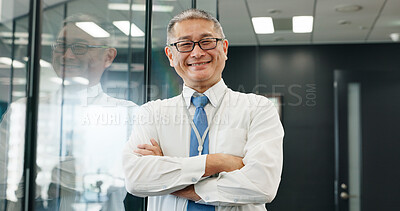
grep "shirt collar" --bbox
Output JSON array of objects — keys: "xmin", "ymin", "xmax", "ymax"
[{"xmin": 182, "ymin": 79, "xmax": 227, "ymax": 109}]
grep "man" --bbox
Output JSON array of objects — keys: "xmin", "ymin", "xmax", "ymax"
[
  {"xmin": 123, "ymin": 9, "xmax": 284, "ymax": 211},
  {"xmin": 0, "ymin": 14, "xmax": 137, "ymax": 210}
]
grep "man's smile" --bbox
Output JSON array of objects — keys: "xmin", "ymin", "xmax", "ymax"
[{"xmin": 187, "ymin": 60, "xmax": 211, "ymax": 66}]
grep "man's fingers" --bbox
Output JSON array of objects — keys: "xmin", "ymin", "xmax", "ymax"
[
  {"xmin": 150, "ymin": 138, "xmax": 159, "ymax": 147},
  {"xmin": 150, "ymin": 139, "xmax": 163, "ymax": 156},
  {"xmin": 136, "ymin": 140, "xmax": 163, "ymax": 156},
  {"xmin": 134, "ymin": 149, "xmax": 155, "ymax": 156},
  {"xmin": 137, "ymin": 144, "xmax": 153, "ymax": 150}
]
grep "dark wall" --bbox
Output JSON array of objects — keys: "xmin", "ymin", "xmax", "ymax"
[{"xmin": 223, "ymin": 43, "xmax": 400, "ymax": 211}]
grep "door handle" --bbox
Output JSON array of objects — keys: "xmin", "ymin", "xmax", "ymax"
[{"xmin": 340, "ymin": 192, "xmax": 357, "ymax": 199}]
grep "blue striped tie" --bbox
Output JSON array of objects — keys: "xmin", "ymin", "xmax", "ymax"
[{"xmin": 188, "ymin": 95, "xmax": 215, "ymax": 211}]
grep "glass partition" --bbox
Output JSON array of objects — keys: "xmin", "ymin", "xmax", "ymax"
[
  {"xmin": 150, "ymin": 0, "xmax": 191, "ymax": 100},
  {"xmin": 0, "ymin": 1, "xmax": 30, "ymax": 208},
  {"xmin": 2, "ymin": 0, "xmax": 147, "ymax": 210},
  {"xmin": 1, "ymin": 0, "xmax": 209, "ymax": 210},
  {"xmin": 36, "ymin": 0, "xmax": 145, "ymax": 210}
]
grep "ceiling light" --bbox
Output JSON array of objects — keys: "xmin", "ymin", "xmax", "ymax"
[
  {"xmin": 108, "ymin": 3, "xmax": 174, "ymax": 12},
  {"xmin": 252, "ymin": 17, "xmax": 274, "ymax": 34},
  {"xmin": 292, "ymin": 16, "xmax": 313, "ymax": 33},
  {"xmin": 50, "ymin": 77, "xmax": 70, "ymax": 85},
  {"xmin": 72, "ymin": 77, "xmax": 89, "ymax": 85},
  {"xmin": 335, "ymin": 5, "xmax": 362, "ymax": 12},
  {"xmin": 0, "ymin": 57, "xmax": 25, "ymax": 68},
  {"xmin": 0, "ymin": 77, "xmax": 26, "ymax": 85},
  {"xmin": 40, "ymin": 59, "xmax": 52, "ymax": 68},
  {"xmin": 12, "ymin": 91, "xmax": 25, "ymax": 97},
  {"xmin": 390, "ymin": 33, "xmax": 400, "ymax": 42},
  {"xmin": 23, "ymin": 57, "xmax": 52, "ymax": 68},
  {"xmin": 113, "ymin": 21, "xmax": 145, "ymax": 37},
  {"xmin": 75, "ymin": 22, "xmax": 110, "ymax": 38}
]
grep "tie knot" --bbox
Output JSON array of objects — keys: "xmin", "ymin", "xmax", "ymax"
[{"xmin": 191, "ymin": 95, "xmax": 209, "ymax": 108}]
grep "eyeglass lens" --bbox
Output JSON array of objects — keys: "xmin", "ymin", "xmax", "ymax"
[
  {"xmin": 53, "ymin": 43, "xmax": 88, "ymax": 55},
  {"xmin": 176, "ymin": 39, "xmax": 218, "ymax": 52}
]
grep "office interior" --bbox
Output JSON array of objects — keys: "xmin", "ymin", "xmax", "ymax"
[{"xmin": 1, "ymin": 0, "xmax": 399, "ymax": 210}]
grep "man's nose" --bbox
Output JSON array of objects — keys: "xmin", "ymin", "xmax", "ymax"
[
  {"xmin": 190, "ymin": 43, "xmax": 205, "ymax": 57},
  {"xmin": 63, "ymin": 47, "xmax": 76, "ymax": 58}
]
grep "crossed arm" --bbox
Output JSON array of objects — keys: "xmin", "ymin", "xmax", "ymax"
[
  {"xmin": 123, "ymin": 99, "xmax": 283, "ymax": 205},
  {"xmin": 135, "ymin": 138, "xmax": 244, "ymax": 201}
]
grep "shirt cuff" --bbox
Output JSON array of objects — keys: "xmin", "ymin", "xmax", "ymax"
[
  {"xmin": 181, "ymin": 155, "xmax": 207, "ymax": 184},
  {"xmin": 194, "ymin": 177, "xmax": 218, "ymax": 203}
]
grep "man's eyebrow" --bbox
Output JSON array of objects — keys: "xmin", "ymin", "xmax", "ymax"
[
  {"xmin": 177, "ymin": 33, "xmax": 214, "ymax": 41},
  {"xmin": 56, "ymin": 37, "xmax": 89, "ymax": 43}
]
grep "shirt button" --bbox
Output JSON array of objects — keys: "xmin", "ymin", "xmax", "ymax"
[
  {"xmin": 192, "ymin": 178, "xmax": 197, "ymax": 182},
  {"xmin": 205, "ymin": 196, "xmax": 210, "ymax": 200},
  {"xmin": 234, "ymin": 199, "xmax": 238, "ymax": 202},
  {"xmin": 162, "ymin": 185, "xmax": 167, "ymax": 189}
]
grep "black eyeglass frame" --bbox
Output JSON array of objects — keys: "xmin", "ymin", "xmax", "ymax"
[
  {"xmin": 51, "ymin": 42, "xmax": 109, "ymax": 55},
  {"xmin": 168, "ymin": 38, "xmax": 224, "ymax": 53}
]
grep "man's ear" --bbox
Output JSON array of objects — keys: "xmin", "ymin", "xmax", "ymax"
[
  {"xmin": 222, "ymin": 39, "xmax": 229, "ymax": 60},
  {"xmin": 165, "ymin": 46, "xmax": 174, "ymax": 67},
  {"xmin": 104, "ymin": 48, "xmax": 117, "ymax": 68}
]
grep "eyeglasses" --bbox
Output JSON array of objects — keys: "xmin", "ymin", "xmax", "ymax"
[
  {"xmin": 52, "ymin": 42, "xmax": 108, "ymax": 55},
  {"xmin": 168, "ymin": 38, "xmax": 224, "ymax": 53}
]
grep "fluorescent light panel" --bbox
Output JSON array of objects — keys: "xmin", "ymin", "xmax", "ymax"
[
  {"xmin": 23, "ymin": 57, "xmax": 51, "ymax": 68},
  {"xmin": 252, "ymin": 17, "xmax": 274, "ymax": 34},
  {"xmin": 390, "ymin": 33, "xmax": 400, "ymax": 42},
  {"xmin": 72, "ymin": 77, "xmax": 89, "ymax": 85},
  {"xmin": 292, "ymin": 16, "xmax": 313, "ymax": 33},
  {"xmin": 75, "ymin": 22, "xmax": 110, "ymax": 38},
  {"xmin": 0, "ymin": 57, "xmax": 25, "ymax": 68},
  {"xmin": 113, "ymin": 21, "xmax": 145, "ymax": 37},
  {"xmin": 50, "ymin": 77, "xmax": 70, "ymax": 85},
  {"xmin": 108, "ymin": 3, "xmax": 174, "ymax": 12},
  {"xmin": 40, "ymin": 59, "xmax": 52, "ymax": 68}
]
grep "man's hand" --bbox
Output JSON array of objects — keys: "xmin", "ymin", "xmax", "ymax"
[
  {"xmin": 204, "ymin": 153, "xmax": 244, "ymax": 177},
  {"xmin": 134, "ymin": 138, "xmax": 164, "ymax": 156},
  {"xmin": 171, "ymin": 185, "xmax": 201, "ymax": 201}
]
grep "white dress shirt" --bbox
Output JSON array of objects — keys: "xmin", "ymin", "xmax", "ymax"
[{"xmin": 123, "ymin": 79, "xmax": 284, "ymax": 211}]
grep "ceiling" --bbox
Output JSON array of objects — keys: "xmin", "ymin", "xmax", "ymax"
[
  {"xmin": 2, "ymin": 0, "xmax": 400, "ymax": 47},
  {"xmin": 218, "ymin": 0, "xmax": 400, "ymax": 46}
]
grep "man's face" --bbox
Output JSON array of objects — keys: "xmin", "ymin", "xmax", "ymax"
[
  {"xmin": 165, "ymin": 19, "xmax": 228, "ymax": 90},
  {"xmin": 52, "ymin": 23, "xmax": 114, "ymax": 85}
]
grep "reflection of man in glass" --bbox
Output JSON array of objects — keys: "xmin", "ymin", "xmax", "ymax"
[
  {"xmin": 47, "ymin": 14, "xmax": 137, "ymax": 211},
  {"xmin": 1, "ymin": 14, "xmax": 137, "ymax": 211},
  {"xmin": 52, "ymin": 16, "xmax": 116, "ymax": 87}
]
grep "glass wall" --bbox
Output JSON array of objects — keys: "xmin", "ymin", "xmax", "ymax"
[
  {"xmin": 150, "ymin": 0, "xmax": 191, "ymax": 100},
  {"xmin": 0, "ymin": 0, "xmax": 30, "ymax": 209},
  {"xmin": 0, "ymin": 0, "xmax": 152, "ymax": 210}
]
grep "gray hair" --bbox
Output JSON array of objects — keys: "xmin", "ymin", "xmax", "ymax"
[{"xmin": 166, "ymin": 9, "xmax": 225, "ymax": 44}]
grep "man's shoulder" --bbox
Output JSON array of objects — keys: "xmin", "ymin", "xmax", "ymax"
[{"xmin": 227, "ymin": 89, "xmax": 272, "ymax": 107}]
